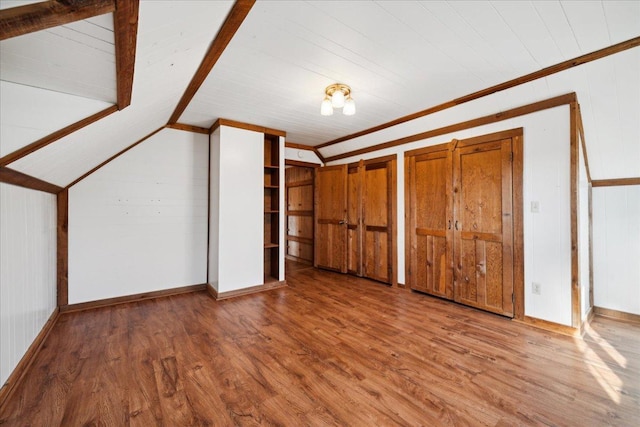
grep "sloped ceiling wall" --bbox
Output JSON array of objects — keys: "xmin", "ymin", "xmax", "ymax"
[{"xmin": 1, "ymin": 0, "xmax": 639, "ymax": 185}]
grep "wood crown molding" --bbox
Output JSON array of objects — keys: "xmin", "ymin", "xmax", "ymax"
[
  {"xmin": 325, "ymin": 93, "xmax": 575, "ymax": 163},
  {"xmin": 114, "ymin": 0, "xmax": 139, "ymax": 109},
  {"xmin": 210, "ymin": 118, "xmax": 286, "ymax": 137},
  {"xmin": 286, "ymin": 141, "xmax": 325, "ymax": 163},
  {"xmin": 0, "ymin": 166, "xmax": 63, "ymax": 194},
  {"xmin": 285, "ymin": 159, "xmax": 321, "ymax": 168},
  {"xmin": 0, "ymin": 0, "xmax": 115, "ymax": 40},
  {"xmin": 167, "ymin": 0, "xmax": 256, "ymax": 124},
  {"xmin": 65, "ymin": 126, "xmax": 165, "ymax": 189},
  {"xmin": 317, "ymin": 36, "xmax": 640, "ymax": 150},
  {"xmin": 592, "ymin": 177, "xmax": 640, "ymax": 187},
  {"xmin": 0, "ymin": 307, "xmax": 59, "ymax": 410},
  {"xmin": 0, "ymin": 105, "xmax": 118, "ymax": 167},
  {"xmin": 166, "ymin": 123, "xmax": 210, "ymax": 134}
]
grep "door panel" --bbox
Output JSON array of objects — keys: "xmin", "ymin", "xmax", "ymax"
[
  {"xmin": 453, "ymin": 138, "xmax": 514, "ymax": 317},
  {"xmin": 408, "ymin": 149, "xmax": 452, "ymax": 298},
  {"xmin": 347, "ymin": 166, "xmax": 361, "ymax": 275},
  {"xmin": 288, "ymin": 185, "xmax": 313, "ymax": 211},
  {"xmin": 362, "ymin": 162, "xmax": 393, "ymax": 283},
  {"xmin": 315, "ymin": 165, "xmax": 347, "ymax": 272}
]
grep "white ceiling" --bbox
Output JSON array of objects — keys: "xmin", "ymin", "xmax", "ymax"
[{"xmin": 1, "ymin": 0, "xmax": 639, "ymax": 183}]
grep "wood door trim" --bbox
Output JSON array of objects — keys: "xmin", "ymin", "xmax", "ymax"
[
  {"xmin": 324, "ymin": 93, "xmax": 574, "ymax": 162},
  {"xmin": 0, "ymin": 166, "xmax": 63, "ymax": 194},
  {"xmin": 168, "ymin": 0, "xmax": 256, "ymax": 124},
  {"xmin": 57, "ymin": 189, "xmax": 69, "ymax": 306},
  {"xmin": 285, "ymin": 159, "xmax": 321, "ymax": 168},
  {"xmin": 570, "ymin": 102, "xmax": 581, "ymax": 328},
  {"xmin": 316, "ymin": 37, "xmax": 639, "ymax": 149}
]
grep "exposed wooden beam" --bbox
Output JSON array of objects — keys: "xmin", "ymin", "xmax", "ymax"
[
  {"xmin": 0, "ymin": 105, "xmax": 118, "ymax": 167},
  {"xmin": 65, "ymin": 126, "xmax": 165, "ymax": 189},
  {"xmin": 324, "ymin": 93, "xmax": 576, "ymax": 163},
  {"xmin": 577, "ymin": 104, "xmax": 592, "ymax": 182},
  {"xmin": 317, "ymin": 36, "xmax": 640, "ymax": 150},
  {"xmin": 592, "ymin": 177, "xmax": 640, "ymax": 187},
  {"xmin": 166, "ymin": 123, "xmax": 210, "ymax": 134},
  {"xmin": 210, "ymin": 118, "xmax": 286, "ymax": 137},
  {"xmin": 0, "ymin": 0, "xmax": 115, "ymax": 40},
  {"xmin": 167, "ymin": 0, "xmax": 255, "ymax": 124},
  {"xmin": 113, "ymin": 0, "xmax": 138, "ymax": 109},
  {"xmin": 0, "ymin": 166, "xmax": 63, "ymax": 194}
]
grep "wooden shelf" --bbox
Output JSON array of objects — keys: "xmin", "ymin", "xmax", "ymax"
[
  {"xmin": 264, "ymin": 165, "xmax": 279, "ymax": 170},
  {"xmin": 264, "ymin": 185, "xmax": 279, "ymax": 189},
  {"xmin": 264, "ymin": 133, "xmax": 280, "ymax": 283},
  {"xmin": 264, "ymin": 210, "xmax": 279, "ymax": 214},
  {"xmin": 264, "ymin": 243, "xmax": 279, "ymax": 249}
]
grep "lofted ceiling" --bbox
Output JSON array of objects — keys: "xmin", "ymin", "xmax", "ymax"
[{"xmin": 1, "ymin": 0, "xmax": 639, "ymax": 186}]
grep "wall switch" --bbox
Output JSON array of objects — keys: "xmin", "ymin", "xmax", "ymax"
[
  {"xmin": 531, "ymin": 201, "xmax": 540, "ymax": 213},
  {"xmin": 532, "ymin": 282, "xmax": 541, "ymax": 295}
]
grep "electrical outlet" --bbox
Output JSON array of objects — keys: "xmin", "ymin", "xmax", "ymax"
[
  {"xmin": 531, "ymin": 201, "xmax": 540, "ymax": 213},
  {"xmin": 532, "ymin": 282, "xmax": 541, "ymax": 295}
]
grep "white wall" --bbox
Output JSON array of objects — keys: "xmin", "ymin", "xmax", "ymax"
[
  {"xmin": 593, "ymin": 185, "xmax": 640, "ymax": 315},
  {"xmin": 209, "ymin": 126, "xmax": 264, "ymax": 292},
  {"xmin": 328, "ymin": 105, "xmax": 573, "ymax": 326},
  {"xmin": 284, "ymin": 147, "xmax": 323, "ymax": 165},
  {"xmin": 0, "ymin": 81, "xmax": 112, "ymax": 158},
  {"xmin": 68, "ymin": 128, "xmax": 209, "ymax": 303},
  {"xmin": 0, "ymin": 183, "xmax": 57, "ymax": 386},
  {"xmin": 578, "ymin": 142, "xmax": 591, "ymax": 318}
]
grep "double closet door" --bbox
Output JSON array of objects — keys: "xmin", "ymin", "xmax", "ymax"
[
  {"xmin": 315, "ymin": 156, "xmax": 396, "ymax": 284},
  {"xmin": 406, "ymin": 131, "xmax": 519, "ymax": 317}
]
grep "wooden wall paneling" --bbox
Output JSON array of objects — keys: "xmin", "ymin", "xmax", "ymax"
[
  {"xmin": 570, "ymin": 102, "xmax": 581, "ymax": 328},
  {"xmin": 0, "ymin": 166, "xmax": 63, "ymax": 194},
  {"xmin": 314, "ymin": 164, "xmax": 348, "ymax": 272},
  {"xmin": 168, "ymin": 0, "xmax": 256, "ymax": 124},
  {"xmin": 324, "ymin": 93, "xmax": 576, "ymax": 163},
  {"xmin": 317, "ymin": 37, "xmax": 640, "ymax": 149},
  {"xmin": 285, "ymin": 166, "xmax": 314, "ymax": 264},
  {"xmin": 57, "ymin": 188, "xmax": 68, "ymax": 307},
  {"xmin": 0, "ymin": 0, "xmax": 116, "ymax": 41},
  {"xmin": 0, "ymin": 105, "xmax": 118, "ymax": 167},
  {"xmin": 113, "ymin": 0, "xmax": 139, "ymax": 109}
]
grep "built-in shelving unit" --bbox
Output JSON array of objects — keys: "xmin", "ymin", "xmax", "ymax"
[{"xmin": 264, "ymin": 134, "xmax": 280, "ymax": 282}]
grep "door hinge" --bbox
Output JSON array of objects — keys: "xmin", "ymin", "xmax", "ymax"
[{"xmin": 510, "ymin": 152, "xmax": 514, "ymax": 162}]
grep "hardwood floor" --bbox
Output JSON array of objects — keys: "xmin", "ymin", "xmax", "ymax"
[{"xmin": 1, "ymin": 265, "xmax": 638, "ymax": 426}]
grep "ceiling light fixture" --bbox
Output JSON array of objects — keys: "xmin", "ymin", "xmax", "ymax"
[{"xmin": 321, "ymin": 83, "xmax": 355, "ymax": 116}]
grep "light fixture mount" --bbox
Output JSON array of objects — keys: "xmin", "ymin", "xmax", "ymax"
[{"xmin": 321, "ymin": 83, "xmax": 355, "ymax": 116}]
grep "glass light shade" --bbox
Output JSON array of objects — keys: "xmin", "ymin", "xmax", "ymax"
[
  {"xmin": 320, "ymin": 97, "xmax": 333, "ymax": 116},
  {"xmin": 331, "ymin": 89, "xmax": 345, "ymax": 108},
  {"xmin": 343, "ymin": 97, "xmax": 356, "ymax": 116}
]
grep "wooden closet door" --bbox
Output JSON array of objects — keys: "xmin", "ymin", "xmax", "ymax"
[
  {"xmin": 407, "ymin": 148, "xmax": 453, "ymax": 298},
  {"xmin": 314, "ymin": 165, "xmax": 348, "ymax": 272},
  {"xmin": 346, "ymin": 164, "xmax": 362, "ymax": 275},
  {"xmin": 453, "ymin": 138, "xmax": 514, "ymax": 317},
  {"xmin": 362, "ymin": 160, "xmax": 394, "ymax": 283}
]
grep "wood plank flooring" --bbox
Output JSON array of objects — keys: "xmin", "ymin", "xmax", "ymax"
[{"xmin": 1, "ymin": 264, "xmax": 638, "ymax": 426}]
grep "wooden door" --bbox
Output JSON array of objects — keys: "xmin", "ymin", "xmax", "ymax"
[
  {"xmin": 453, "ymin": 138, "xmax": 514, "ymax": 317},
  {"xmin": 314, "ymin": 165, "xmax": 348, "ymax": 272},
  {"xmin": 346, "ymin": 164, "xmax": 362, "ymax": 275},
  {"xmin": 406, "ymin": 145, "xmax": 453, "ymax": 298},
  {"xmin": 362, "ymin": 159, "xmax": 394, "ymax": 283},
  {"xmin": 286, "ymin": 166, "xmax": 314, "ymax": 264}
]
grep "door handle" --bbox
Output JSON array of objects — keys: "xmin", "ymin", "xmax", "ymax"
[
  {"xmin": 448, "ymin": 220, "xmax": 452, "ymax": 230},
  {"xmin": 455, "ymin": 220, "xmax": 459, "ymax": 230},
  {"xmin": 339, "ymin": 220, "xmax": 346, "ymax": 225}
]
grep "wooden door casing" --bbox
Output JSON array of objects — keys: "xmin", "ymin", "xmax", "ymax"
[
  {"xmin": 347, "ymin": 164, "xmax": 362, "ymax": 275},
  {"xmin": 314, "ymin": 164, "xmax": 348, "ymax": 272},
  {"xmin": 406, "ymin": 145, "xmax": 453, "ymax": 298},
  {"xmin": 286, "ymin": 166, "xmax": 314, "ymax": 264},
  {"xmin": 453, "ymin": 138, "xmax": 514, "ymax": 316}
]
